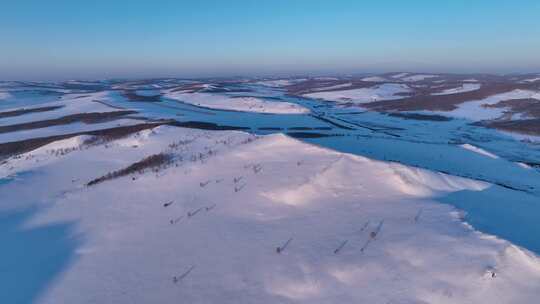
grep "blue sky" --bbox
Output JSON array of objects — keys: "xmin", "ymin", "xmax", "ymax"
[{"xmin": 1, "ymin": 0, "xmax": 540, "ymax": 80}]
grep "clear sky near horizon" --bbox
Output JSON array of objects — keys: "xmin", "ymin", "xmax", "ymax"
[{"xmin": 1, "ymin": 0, "xmax": 540, "ymax": 80}]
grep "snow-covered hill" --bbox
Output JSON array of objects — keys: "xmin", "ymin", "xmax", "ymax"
[
  {"xmin": 1, "ymin": 76, "xmax": 540, "ymax": 303},
  {"xmin": 1, "ymin": 126, "xmax": 540, "ymax": 303}
]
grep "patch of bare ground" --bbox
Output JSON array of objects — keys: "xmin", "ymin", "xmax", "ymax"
[
  {"xmin": 87, "ymin": 153, "xmax": 173, "ymax": 186},
  {"xmin": 386, "ymin": 112, "xmax": 452, "ymax": 121},
  {"xmin": 169, "ymin": 120, "xmax": 250, "ymax": 131},
  {"xmin": 0, "ymin": 105, "xmax": 64, "ymax": 119},
  {"xmin": 0, "ymin": 122, "xmax": 166, "ymax": 159},
  {"xmin": 286, "ymin": 79, "xmax": 377, "ymax": 95},
  {"xmin": 364, "ymin": 82, "xmax": 540, "ymax": 111},
  {"xmin": 122, "ymin": 90, "xmax": 161, "ymax": 102},
  {"xmin": 0, "ymin": 111, "xmax": 137, "ymax": 134},
  {"xmin": 476, "ymin": 119, "xmax": 540, "ymax": 136},
  {"xmin": 286, "ymin": 132, "xmax": 343, "ymax": 138},
  {"xmin": 483, "ymin": 98, "xmax": 540, "ymax": 119}
]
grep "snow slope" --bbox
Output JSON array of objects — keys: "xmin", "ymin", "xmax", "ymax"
[
  {"xmin": 164, "ymin": 92, "xmax": 310, "ymax": 114},
  {"xmin": 310, "ymin": 83, "xmax": 352, "ymax": 91},
  {"xmin": 1, "ymin": 126, "xmax": 539, "ymax": 303},
  {"xmin": 431, "ymin": 89, "xmax": 540, "ymax": 121},
  {"xmin": 402, "ymin": 74, "xmax": 437, "ymax": 82},
  {"xmin": 303, "ymin": 84, "xmax": 411, "ymax": 104},
  {"xmin": 0, "ymin": 91, "xmax": 125, "ymax": 127},
  {"xmin": 433, "ymin": 83, "xmax": 482, "ymax": 95},
  {"xmin": 361, "ymin": 76, "xmax": 387, "ymax": 82},
  {"xmin": 256, "ymin": 79, "xmax": 306, "ymax": 88},
  {"xmin": 0, "ymin": 118, "xmax": 142, "ymax": 144}
]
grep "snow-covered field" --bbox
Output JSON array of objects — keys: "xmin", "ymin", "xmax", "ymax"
[
  {"xmin": 303, "ymin": 83, "xmax": 411, "ymax": 104},
  {"xmin": 430, "ymin": 89, "xmax": 540, "ymax": 121},
  {"xmin": 165, "ymin": 91, "xmax": 310, "ymax": 114},
  {"xmin": 401, "ymin": 74, "xmax": 438, "ymax": 82},
  {"xmin": 0, "ymin": 92, "xmax": 125, "ymax": 127},
  {"xmin": 2, "ymin": 77, "xmax": 540, "ymax": 304},
  {"xmin": 432, "ymin": 83, "xmax": 482, "ymax": 95},
  {"xmin": 256, "ymin": 79, "xmax": 306, "ymax": 88},
  {"xmin": 2, "ymin": 126, "xmax": 540, "ymax": 303},
  {"xmin": 361, "ymin": 76, "xmax": 387, "ymax": 82},
  {"xmin": 310, "ymin": 83, "xmax": 352, "ymax": 91}
]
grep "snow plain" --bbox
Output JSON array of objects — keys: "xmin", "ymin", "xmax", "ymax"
[
  {"xmin": 401, "ymin": 74, "xmax": 438, "ymax": 82},
  {"xmin": 432, "ymin": 83, "xmax": 482, "ymax": 95},
  {"xmin": 430, "ymin": 89, "xmax": 540, "ymax": 121},
  {"xmin": 165, "ymin": 91, "xmax": 310, "ymax": 114},
  {"xmin": 256, "ymin": 79, "xmax": 306, "ymax": 88},
  {"xmin": 303, "ymin": 83, "xmax": 411, "ymax": 104}
]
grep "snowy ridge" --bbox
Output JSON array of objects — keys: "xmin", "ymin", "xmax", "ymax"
[{"xmin": 2, "ymin": 127, "xmax": 540, "ymax": 303}]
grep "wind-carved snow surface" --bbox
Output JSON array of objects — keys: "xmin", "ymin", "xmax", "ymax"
[
  {"xmin": 432, "ymin": 83, "xmax": 482, "ymax": 95},
  {"xmin": 2, "ymin": 126, "xmax": 540, "ymax": 303},
  {"xmin": 303, "ymin": 83, "xmax": 411, "ymax": 104},
  {"xmin": 165, "ymin": 91, "xmax": 310, "ymax": 114},
  {"xmin": 430, "ymin": 89, "xmax": 540, "ymax": 121},
  {"xmin": 460, "ymin": 144, "xmax": 499, "ymax": 159}
]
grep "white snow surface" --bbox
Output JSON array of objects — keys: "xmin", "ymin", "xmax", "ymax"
[
  {"xmin": 310, "ymin": 83, "xmax": 353, "ymax": 91},
  {"xmin": 361, "ymin": 76, "xmax": 387, "ymax": 82},
  {"xmin": 0, "ymin": 118, "xmax": 141, "ymax": 144},
  {"xmin": 303, "ymin": 84, "xmax": 411, "ymax": 104},
  {"xmin": 431, "ymin": 89, "xmax": 540, "ymax": 121},
  {"xmin": 164, "ymin": 92, "xmax": 310, "ymax": 114},
  {"xmin": 433, "ymin": 83, "xmax": 482, "ymax": 95},
  {"xmin": 256, "ymin": 79, "xmax": 306, "ymax": 87},
  {"xmin": 460, "ymin": 144, "xmax": 499, "ymax": 159},
  {"xmin": 523, "ymin": 77, "xmax": 540, "ymax": 83},
  {"xmin": 0, "ymin": 91, "xmax": 125, "ymax": 127},
  {"xmin": 391, "ymin": 73, "xmax": 410, "ymax": 79},
  {"xmin": 402, "ymin": 74, "xmax": 438, "ymax": 82},
  {"xmin": 2, "ymin": 126, "xmax": 540, "ymax": 303},
  {"xmin": 0, "ymin": 91, "xmax": 12, "ymax": 100}
]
